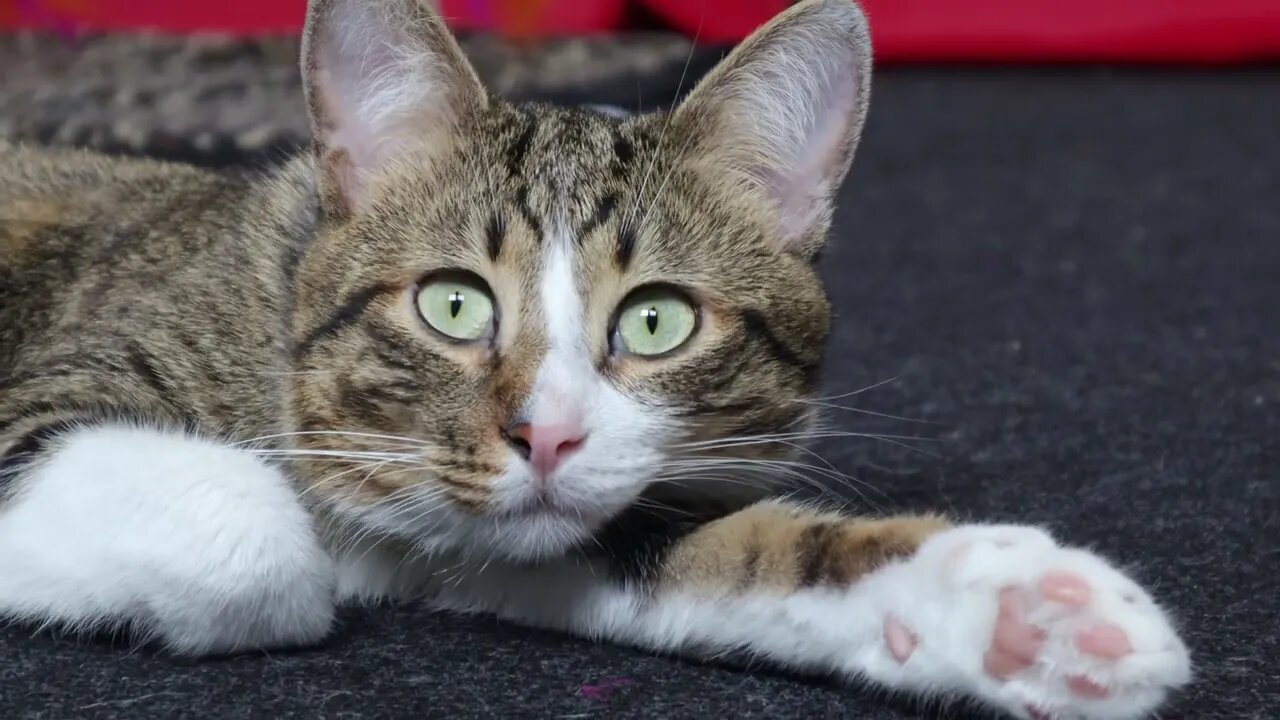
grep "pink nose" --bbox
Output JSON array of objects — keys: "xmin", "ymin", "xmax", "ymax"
[{"xmin": 505, "ymin": 422, "xmax": 586, "ymax": 479}]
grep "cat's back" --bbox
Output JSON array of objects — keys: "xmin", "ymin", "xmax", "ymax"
[
  {"xmin": 0, "ymin": 141, "xmax": 292, "ymax": 381},
  {"xmin": 0, "ymin": 141, "xmax": 243, "ymax": 276},
  {"xmin": 0, "ymin": 140, "xmax": 228, "ymax": 256}
]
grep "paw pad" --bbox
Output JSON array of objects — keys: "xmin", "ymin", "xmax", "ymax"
[
  {"xmin": 1075, "ymin": 622, "xmax": 1132, "ymax": 660},
  {"xmin": 883, "ymin": 613, "xmax": 917, "ymax": 664},
  {"xmin": 884, "ymin": 526, "xmax": 1190, "ymax": 719},
  {"xmin": 1038, "ymin": 571, "xmax": 1091, "ymax": 608}
]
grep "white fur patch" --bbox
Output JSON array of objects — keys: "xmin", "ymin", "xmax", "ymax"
[
  {"xmin": 859, "ymin": 525, "xmax": 1191, "ymax": 719},
  {"xmin": 0, "ymin": 425, "xmax": 336, "ymax": 654},
  {"xmin": 529, "ymin": 239, "xmax": 592, "ymax": 424}
]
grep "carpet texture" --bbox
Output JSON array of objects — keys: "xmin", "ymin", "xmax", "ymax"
[{"xmin": 0, "ymin": 36, "xmax": 1277, "ymax": 719}]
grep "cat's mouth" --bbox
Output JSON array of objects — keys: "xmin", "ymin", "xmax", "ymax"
[{"xmin": 501, "ymin": 493, "xmax": 609, "ymax": 523}]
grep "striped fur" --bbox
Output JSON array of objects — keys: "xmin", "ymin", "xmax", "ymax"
[{"xmin": 0, "ymin": 3, "xmax": 1191, "ymax": 718}]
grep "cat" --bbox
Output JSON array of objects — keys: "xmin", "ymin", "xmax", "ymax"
[{"xmin": 0, "ymin": 0, "xmax": 1190, "ymax": 717}]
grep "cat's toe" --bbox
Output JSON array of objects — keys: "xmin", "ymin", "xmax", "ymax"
[
  {"xmin": 975, "ymin": 547, "xmax": 1190, "ymax": 719},
  {"xmin": 883, "ymin": 526, "xmax": 1190, "ymax": 720}
]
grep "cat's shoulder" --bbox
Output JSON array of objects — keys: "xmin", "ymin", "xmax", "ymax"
[
  {"xmin": 0, "ymin": 141, "xmax": 280, "ymax": 286},
  {"xmin": 0, "ymin": 142, "xmax": 256, "ymax": 254},
  {"xmin": 0, "ymin": 140, "xmax": 222, "ymax": 196}
]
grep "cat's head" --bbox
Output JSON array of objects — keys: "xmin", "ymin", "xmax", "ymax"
[{"xmin": 286, "ymin": 0, "xmax": 871, "ymax": 560}]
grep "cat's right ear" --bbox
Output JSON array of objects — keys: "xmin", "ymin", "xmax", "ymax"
[
  {"xmin": 302, "ymin": 0, "xmax": 487, "ymax": 219},
  {"xmin": 670, "ymin": 0, "xmax": 872, "ymax": 261}
]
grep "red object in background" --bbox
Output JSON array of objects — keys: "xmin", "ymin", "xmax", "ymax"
[
  {"xmin": 2, "ymin": 0, "xmax": 1280, "ymax": 64},
  {"xmin": 642, "ymin": 0, "xmax": 1280, "ymax": 63},
  {"xmin": 0, "ymin": 0, "xmax": 306, "ymax": 34},
  {"xmin": 859, "ymin": 0, "xmax": 1280, "ymax": 64},
  {"xmin": 437, "ymin": 0, "xmax": 625, "ymax": 38}
]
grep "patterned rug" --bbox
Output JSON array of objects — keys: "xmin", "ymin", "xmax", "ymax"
[{"xmin": 0, "ymin": 32, "xmax": 717, "ymax": 162}]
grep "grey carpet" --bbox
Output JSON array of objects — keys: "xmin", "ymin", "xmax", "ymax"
[{"xmin": 1, "ymin": 52, "xmax": 1277, "ymax": 719}]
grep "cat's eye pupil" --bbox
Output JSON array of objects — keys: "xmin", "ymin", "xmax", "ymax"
[
  {"xmin": 416, "ymin": 275, "xmax": 494, "ymax": 342},
  {"xmin": 613, "ymin": 287, "xmax": 695, "ymax": 357},
  {"xmin": 644, "ymin": 307, "xmax": 659, "ymax": 334}
]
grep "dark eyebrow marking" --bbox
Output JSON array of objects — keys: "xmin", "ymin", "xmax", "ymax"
[
  {"xmin": 507, "ymin": 115, "xmax": 538, "ymax": 174},
  {"xmin": 292, "ymin": 283, "xmax": 394, "ymax": 360},
  {"xmin": 577, "ymin": 193, "xmax": 618, "ymax": 244},
  {"xmin": 615, "ymin": 220, "xmax": 637, "ymax": 269},
  {"xmin": 516, "ymin": 186, "xmax": 543, "ymax": 243},
  {"xmin": 739, "ymin": 309, "xmax": 819, "ymax": 386},
  {"xmin": 486, "ymin": 214, "xmax": 504, "ymax": 261}
]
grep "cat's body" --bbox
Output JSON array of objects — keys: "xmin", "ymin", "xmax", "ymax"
[
  {"xmin": 0, "ymin": 1, "xmax": 1190, "ymax": 718},
  {"xmin": 0, "ymin": 144, "xmax": 297, "ymax": 435}
]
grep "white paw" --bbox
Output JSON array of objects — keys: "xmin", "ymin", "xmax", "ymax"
[
  {"xmin": 0, "ymin": 425, "xmax": 338, "ymax": 655},
  {"xmin": 878, "ymin": 525, "xmax": 1190, "ymax": 720}
]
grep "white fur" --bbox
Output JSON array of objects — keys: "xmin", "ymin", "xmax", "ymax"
[
  {"xmin": 0, "ymin": 425, "xmax": 336, "ymax": 654},
  {"xmin": 495, "ymin": 238, "xmax": 676, "ymax": 551},
  {"xmin": 851, "ymin": 526, "xmax": 1190, "ymax": 719},
  {"xmin": 0, "ymin": 428, "xmax": 1189, "ymax": 719},
  {"xmin": 530, "ymin": 239, "xmax": 591, "ymax": 414},
  {"xmin": 415, "ymin": 522, "xmax": 1189, "ymax": 720}
]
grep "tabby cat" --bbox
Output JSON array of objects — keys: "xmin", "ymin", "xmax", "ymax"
[{"xmin": 0, "ymin": 1, "xmax": 1190, "ymax": 717}]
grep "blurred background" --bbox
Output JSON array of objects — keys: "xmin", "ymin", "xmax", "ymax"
[
  {"xmin": 3, "ymin": 0, "xmax": 1280, "ymax": 60},
  {"xmin": 2, "ymin": 0, "xmax": 1278, "ymax": 164}
]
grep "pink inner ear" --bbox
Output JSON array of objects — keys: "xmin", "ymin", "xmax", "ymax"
[
  {"xmin": 315, "ymin": 28, "xmax": 418, "ymax": 193},
  {"xmin": 308, "ymin": 0, "xmax": 468, "ymax": 215},
  {"xmin": 313, "ymin": 64, "xmax": 375, "ymax": 212},
  {"xmin": 768, "ymin": 59, "xmax": 859, "ymax": 248}
]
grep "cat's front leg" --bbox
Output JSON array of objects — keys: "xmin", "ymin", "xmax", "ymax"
[
  {"xmin": 439, "ymin": 502, "xmax": 1190, "ymax": 720},
  {"xmin": 0, "ymin": 424, "xmax": 337, "ymax": 654}
]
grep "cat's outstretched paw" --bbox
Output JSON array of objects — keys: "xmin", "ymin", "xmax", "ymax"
[{"xmin": 877, "ymin": 525, "xmax": 1190, "ymax": 720}]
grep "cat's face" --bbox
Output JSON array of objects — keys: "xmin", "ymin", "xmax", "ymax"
[{"xmin": 287, "ymin": 0, "xmax": 870, "ymax": 560}]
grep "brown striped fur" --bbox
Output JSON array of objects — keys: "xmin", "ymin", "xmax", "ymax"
[
  {"xmin": 661, "ymin": 504, "xmax": 949, "ymax": 594},
  {"xmin": 0, "ymin": 0, "xmax": 948, "ymax": 596}
]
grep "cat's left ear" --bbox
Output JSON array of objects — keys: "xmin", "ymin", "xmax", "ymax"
[
  {"xmin": 301, "ymin": 0, "xmax": 487, "ymax": 218},
  {"xmin": 672, "ymin": 0, "xmax": 872, "ymax": 260}
]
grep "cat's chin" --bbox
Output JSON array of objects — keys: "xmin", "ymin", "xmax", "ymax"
[
  {"xmin": 463, "ymin": 508, "xmax": 602, "ymax": 563},
  {"xmin": 328, "ymin": 486, "xmax": 621, "ymax": 563}
]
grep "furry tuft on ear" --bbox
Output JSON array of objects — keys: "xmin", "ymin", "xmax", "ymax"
[
  {"xmin": 674, "ymin": 0, "xmax": 872, "ymax": 259},
  {"xmin": 301, "ymin": 0, "xmax": 487, "ymax": 217}
]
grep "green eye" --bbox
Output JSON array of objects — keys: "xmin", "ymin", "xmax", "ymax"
[
  {"xmin": 614, "ymin": 287, "xmax": 697, "ymax": 357},
  {"xmin": 415, "ymin": 273, "xmax": 495, "ymax": 341}
]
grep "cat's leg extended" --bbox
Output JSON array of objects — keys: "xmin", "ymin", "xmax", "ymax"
[
  {"xmin": 434, "ymin": 502, "xmax": 1190, "ymax": 720},
  {"xmin": 0, "ymin": 424, "xmax": 336, "ymax": 654}
]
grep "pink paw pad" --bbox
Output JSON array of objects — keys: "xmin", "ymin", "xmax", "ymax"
[
  {"xmin": 982, "ymin": 571, "xmax": 1137, "ymax": 693},
  {"xmin": 909, "ymin": 527, "xmax": 1190, "ymax": 720},
  {"xmin": 883, "ymin": 613, "xmax": 917, "ymax": 663},
  {"xmin": 1075, "ymin": 622, "xmax": 1133, "ymax": 659},
  {"xmin": 984, "ymin": 587, "xmax": 1047, "ymax": 679},
  {"xmin": 1038, "ymin": 571, "xmax": 1091, "ymax": 608}
]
